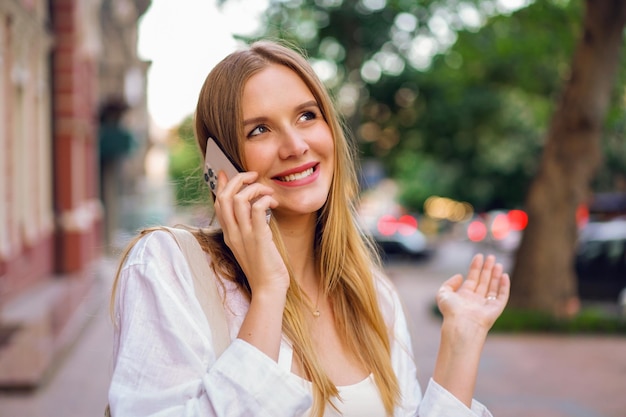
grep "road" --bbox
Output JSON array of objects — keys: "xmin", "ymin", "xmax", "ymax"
[
  {"xmin": 388, "ymin": 240, "xmax": 626, "ymax": 417},
  {"xmin": 0, "ymin": 240, "xmax": 624, "ymax": 417}
]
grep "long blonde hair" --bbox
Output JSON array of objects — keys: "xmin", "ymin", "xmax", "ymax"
[{"xmin": 114, "ymin": 40, "xmax": 400, "ymax": 416}]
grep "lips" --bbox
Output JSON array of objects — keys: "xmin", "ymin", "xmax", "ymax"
[
  {"xmin": 273, "ymin": 163, "xmax": 319, "ymax": 183},
  {"xmin": 276, "ymin": 167, "xmax": 314, "ymax": 182}
]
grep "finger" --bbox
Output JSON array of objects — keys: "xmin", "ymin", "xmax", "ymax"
[
  {"xmin": 485, "ymin": 262, "xmax": 504, "ymax": 299},
  {"xmin": 250, "ymin": 195, "xmax": 276, "ymax": 229},
  {"xmin": 216, "ymin": 170, "xmax": 258, "ymax": 195},
  {"xmin": 437, "ymin": 274, "xmax": 463, "ymax": 304},
  {"xmin": 214, "ymin": 170, "xmax": 244, "ymax": 211},
  {"xmin": 216, "ymin": 171, "xmax": 261, "ymax": 223},
  {"xmin": 474, "ymin": 254, "xmax": 496, "ymax": 296},
  {"xmin": 214, "ymin": 183, "xmax": 236, "ymax": 232},
  {"xmin": 232, "ymin": 184, "xmax": 274, "ymax": 233},
  {"xmin": 464, "ymin": 254, "xmax": 484, "ymax": 291},
  {"xmin": 232, "ymin": 193, "xmax": 253, "ymax": 234},
  {"xmin": 498, "ymin": 273, "xmax": 511, "ymax": 302}
]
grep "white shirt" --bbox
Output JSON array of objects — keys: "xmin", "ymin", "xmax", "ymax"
[{"xmin": 108, "ymin": 230, "xmax": 493, "ymax": 417}]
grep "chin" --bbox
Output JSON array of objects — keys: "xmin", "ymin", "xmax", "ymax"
[{"xmin": 278, "ymin": 198, "xmax": 328, "ymax": 217}]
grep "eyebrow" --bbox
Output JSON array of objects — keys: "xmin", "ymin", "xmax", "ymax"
[
  {"xmin": 243, "ymin": 100, "xmax": 320, "ymax": 127},
  {"xmin": 296, "ymin": 100, "xmax": 320, "ymax": 112}
]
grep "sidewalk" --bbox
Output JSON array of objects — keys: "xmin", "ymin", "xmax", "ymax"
[
  {"xmin": 387, "ymin": 256, "xmax": 626, "ymax": 417},
  {"xmin": 478, "ymin": 333, "xmax": 625, "ymax": 417},
  {"xmin": 0, "ymin": 256, "xmax": 117, "ymax": 417}
]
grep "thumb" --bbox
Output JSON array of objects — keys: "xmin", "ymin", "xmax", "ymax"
[{"xmin": 437, "ymin": 274, "xmax": 463, "ymax": 304}]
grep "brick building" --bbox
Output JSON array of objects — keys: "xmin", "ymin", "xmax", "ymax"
[{"xmin": 0, "ymin": 0, "xmax": 150, "ymax": 387}]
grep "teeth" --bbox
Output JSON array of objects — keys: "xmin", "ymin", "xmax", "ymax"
[{"xmin": 279, "ymin": 167, "xmax": 314, "ymax": 182}]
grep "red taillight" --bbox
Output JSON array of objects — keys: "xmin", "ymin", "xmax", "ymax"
[
  {"xmin": 576, "ymin": 204, "xmax": 589, "ymax": 228},
  {"xmin": 377, "ymin": 215, "xmax": 397, "ymax": 236},
  {"xmin": 397, "ymin": 215, "xmax": 418, "ymax": 236},
  {"xmin": 468, "ymin": 220, "xmax": 487, "ymax": 242},
  {"xmin": 491, "ymin": 213, "xmax": 510, "ymax": 240},
  {"xmin": 398, "ymin": 214, "xmax": 418, "ymax": 228},
  {"xmin": 507, "ymin": 209, "xmax": 528, "ymax": 231},
  {"xmin": 377, "ymin": 214, "xmax": 418, "ymax": 236}
]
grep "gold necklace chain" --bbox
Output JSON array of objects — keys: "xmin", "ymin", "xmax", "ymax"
[
  {"xmin": 310, "ymin": 279, "xmax": 323, "ymax": 318},
  {"xmin": 312, "ymin": 288, "xmax": 321, "ymax": 318}
]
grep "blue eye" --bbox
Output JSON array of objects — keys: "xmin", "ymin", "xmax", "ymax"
[
  {"xmin": 248, "ymin": 125, "xmax": 269, "ymax": 138},
  {"xmin": 301, "ymin": 111, "xmax": 316, "ymax": 121}
]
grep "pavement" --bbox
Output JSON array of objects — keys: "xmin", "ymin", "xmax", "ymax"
[
  {"xmin": 0, "ymin": 239, "xmax": 624, "ymax": 417},
  {"xmin": 0, "ymin": 256, "xmax": 117, "ymax": 417},
  {"xmin": 386, "ymin": 251, "xmax": 626, "ymax": 417}
]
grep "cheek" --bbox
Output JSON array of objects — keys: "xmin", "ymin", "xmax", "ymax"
[
  {"xmin": 243, "ymin": 144, "xmax": 273, "ymax": 173},
  {"xmin": 315, "ymin": 125, "xmax": 335, "ymax": 158},
  {"xmin": 326, "ymin": 140, "xmax": 335, "ymax": 161}
]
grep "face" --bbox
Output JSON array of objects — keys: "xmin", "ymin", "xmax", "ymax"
[{"xmin": 241, "ymin": 64, "xmax": 334, "ymax": 218}]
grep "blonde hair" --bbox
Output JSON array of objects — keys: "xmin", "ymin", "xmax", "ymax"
[{"xmin": 113, "ymin": 40, "xmax": 399, "ymax": 416}]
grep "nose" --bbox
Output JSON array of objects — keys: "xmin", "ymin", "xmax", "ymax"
[{"xmin": 278, "ymin": 127, "xmax": 309, "ymax": 159}]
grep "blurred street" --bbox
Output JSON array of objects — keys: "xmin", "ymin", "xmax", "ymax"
[
  {"xmin": 3, "ymin": 2, "xmax": 626, "ymax": 416},
  {"xmin": 0, "ymin": 230, "xmax": 624, "ymax": 417}
]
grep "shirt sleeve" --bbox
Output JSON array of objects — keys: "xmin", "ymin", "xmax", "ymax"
[
  {"xmin": 108, "ymin": 230, "xmax": 311, "ymax": 417},
  {"xmin": 419, "ymin": 379, "xmax": 493, "ymax": 417},
  {"xmin": 374, "ymin": 272, "xmax": 493, "ymax": 417}
]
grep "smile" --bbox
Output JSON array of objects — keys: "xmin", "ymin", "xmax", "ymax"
[{"xmin": 277, "ymin": 167, "xmax": 315, "ymax": 182}]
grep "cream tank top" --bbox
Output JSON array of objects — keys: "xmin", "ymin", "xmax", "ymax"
[{"xmin": 279, "ymin": 341, "xmax": 387, "ymax": 417}]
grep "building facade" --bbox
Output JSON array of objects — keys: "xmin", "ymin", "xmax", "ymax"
[{"xmin": 0, "ymin": 0, "xmax": 150, "ymax": 387}]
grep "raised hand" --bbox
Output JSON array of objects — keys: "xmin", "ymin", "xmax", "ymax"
[
  {"xmin": 432, "ymin": 253, "xmax": 511, "ymax": 407},
  {"xmin": 436, "ymin": 253, "xmax": 510, "ymax": 332}
]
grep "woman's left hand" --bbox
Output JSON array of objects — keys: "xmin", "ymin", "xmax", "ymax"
[
  {"xmin": 432, "ymin": 254, "xmax": 510, "ymax": 406},
  {"xmin": 436, "ymin": 253, "xmax": 510, "ymax": 334}
]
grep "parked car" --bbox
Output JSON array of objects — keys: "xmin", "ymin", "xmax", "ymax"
[
  {"xmin": 575, "ymin": 219, "xmax": 626, "ymax": 302},
  {"xmin": 356, "ymin": 181, "xmax": 431, "ymax": 259},
  {"xmin": 360, "ymin": 213, "xmax": 431, "ymax": 259},
  {"xmin": 461, "ymin": 209, "xmax": 528, "ymax": 252}
]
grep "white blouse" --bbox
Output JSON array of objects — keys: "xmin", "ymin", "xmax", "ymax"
[{"xmin": 108, "ymin": 230, "xmax": 493, "ymax": 417}]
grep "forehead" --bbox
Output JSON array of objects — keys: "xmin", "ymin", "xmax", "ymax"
[{"xmin": 242, "ymin": 64, "xmax": 315, "ymax": 113}]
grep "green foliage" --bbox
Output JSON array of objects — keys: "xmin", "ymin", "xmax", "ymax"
[
  {"xmin": 593, "ymin": 29, "xmax": 626, "ymax": 193},
  {"xmin": 221, "ymin": 0, "xmax": 625, "ymax": 213},
  {"xmin": 383, "ymin": 1, "xmax": 582, "ymax": 211},
  {"xmin": 431, "ymin": 302, "xmax": 626, "ymax": 334},
  {"xmin": 492, "ymin": 308, "xmax": 626, "ymax": 334},
  {"xmin": 168, "ymin": 116, "xmax": 211, "ymax": 207}
]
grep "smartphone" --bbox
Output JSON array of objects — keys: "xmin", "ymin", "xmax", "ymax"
[
  {"xmin": 203, "ymin": 136, "xmax": 242, "ymax": 195},
  {"xmin": 203, "ymin": 136, "xmax": 271, "ymax": 222}
]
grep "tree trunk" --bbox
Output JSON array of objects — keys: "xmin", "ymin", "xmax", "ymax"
[{"xmin": 510, "ymin": 0, "xmax": 626, "ymax": 316}]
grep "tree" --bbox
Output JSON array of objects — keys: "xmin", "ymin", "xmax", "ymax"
[
  {"xmin": 238, "ymin": 0, "xmax": 560, "ymax": 210},
  {"xmin": 510, "ymin": 0, "xmax": 626, "ymax": 316},
  {"xmin": 390, "ymin": 1, "xmax": 580, "ymax": 211}
]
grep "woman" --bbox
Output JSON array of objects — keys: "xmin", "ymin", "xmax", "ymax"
[{"xmin": 107, "ymin": 40, "xmax": 510, "ymax": 416}]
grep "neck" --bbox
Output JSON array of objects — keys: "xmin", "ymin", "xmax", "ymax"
[
  {"xmin": 275, "ymin": 212, "xmax": 319, "ymax": 290},
  {"xmin": 273, "ymin": 212, "xmax": 325, "ymax": 319}
]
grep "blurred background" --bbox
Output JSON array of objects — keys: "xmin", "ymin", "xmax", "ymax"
[{"xmin": 0, "ymin": 0, "xmax": 625, "ymax": 416}]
